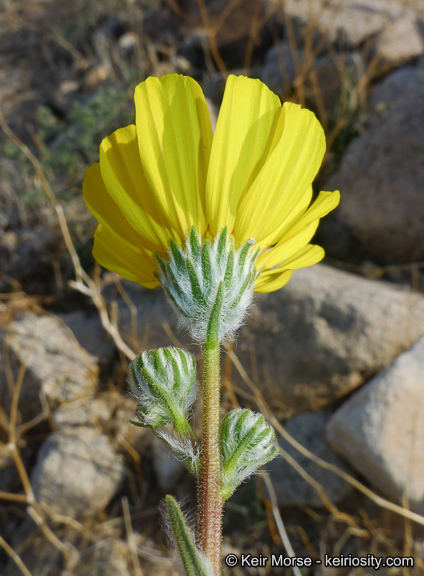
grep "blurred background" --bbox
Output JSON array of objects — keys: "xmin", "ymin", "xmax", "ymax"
[{"xmin": 1, "ymin": 0, "xmax": 424, "ymax": 574}]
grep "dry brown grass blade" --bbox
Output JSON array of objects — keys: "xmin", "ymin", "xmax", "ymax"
[
  {"xmin": 225, "ymin": 345, "xmax": 424, "ymax": 528},
  {"xmin": 0, "ymin": 535, "xmax": 33, "ymax": 576},
  {"xmin": 263, "ymin": 474, "xmax": 303, "ymax": 576},
  {"xmin": 122, "ymin": 496, "xmax": 144, "ymax": 576},
  {"xmin": 197, "ymin": 0, "xmax": 228, "ymax": 76}
]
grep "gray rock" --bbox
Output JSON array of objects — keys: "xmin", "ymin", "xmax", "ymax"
[
  {"xmin": 261, "ymin": 43, "xmax": 363, "ymax": 117},
  {"xmin": 268, "ymin": 0, "xmax": 404, "ymax": 48},
  {"xmin": 0, "ymin": 313, "xmax": 98, "ymax": 419},
  {"xmin": 57, "ymin": 310, "xmax": 116, "ymax": 366},
  {"xmin": 370, "ymin": 66, "xmax": 424, "ymax": 109},
  {"xmin": 327, "ymin": 336, "xmax": 424, "ymax": 514},
  {"xmin": 75, "ymin": 539, "xmax": 130, "ymax": 576},
  {"xmin": 31, "ymin": 427, "xmax": 125, "ymax": 517},
  {"xmin": 3, "ymin": 524, "xmax": 130, "ymax": 576},
  {"xmin": 237, "ymin": 264, "xmax": 424, "ymax": 411},
  {"xmin": 373, "ymin": 13, "xmax": 424, "ymax": 73},
  {"xmin": 303, "ymin": 52, "xmax": 364, "ymax": 117},
  {"xmin": 326, "ymin": 68, "xmax": 424, "ymax": 264},
  {"xmin": 53, "ymin": 394, "xmax": 114, "ymax": 429},
  {"xmin": 268, "ymin": 412, "xmax": 353, "ymax": 506},
  {"xmin": 260, "ymin": 42, "xmax": 300, "ymax": 96}
]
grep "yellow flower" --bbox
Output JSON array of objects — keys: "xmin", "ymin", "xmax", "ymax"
[{"xmin": 83, "ymin": 74, "xmax": 339, "ymax": 293}]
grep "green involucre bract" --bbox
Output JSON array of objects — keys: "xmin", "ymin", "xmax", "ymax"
[{"xmin": 156, "ymin": 227, "xmax": 260, "ymax": 343}]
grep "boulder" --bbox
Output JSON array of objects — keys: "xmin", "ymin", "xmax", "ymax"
[
  {"xmin": 260, "ymin": 42, "xmax": 300, "ymax": 96},
  {"xmin": 268, "ymin": 412, "xmax": 353, "ymax": 507},
  {"xmin": 326, "ymin": 67, "xmax": 424, "ymax": 264},
  {"xmin": 52, "ymin": 394, "xmax": 114, "ymax": 430},
  {"xmin": 370, "ymin": 66, "xmax": 424, "ymax": 109},
  {"xmin": 373, "ymin": 13, "xmax": 424, "ymax": 73},
  {"xmin": 237, "ymin": 264, "xmax": 424, "ymax": 411},
  {"xmin": 267, "ymin": 0, "xmax": 404, "ymax": 48},
  {"xmin": 57, "ymin": 310, "xmax": 116, "ymax": 367},
  {"xmin": 261, "ymin": 42, "xmax": 364, "ymax": 118},
  {"xmin": 0, "ymin": 313, "xmax": 98, "ymax": 420},
  {"xmin": 31, "ymin": 427, "xmax": 125, "ymax": 517},
  {"xmin": 327, "ymin": 336, "xmax": 424, "ymax": 514}
]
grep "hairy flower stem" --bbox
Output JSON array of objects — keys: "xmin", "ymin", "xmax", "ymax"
[{"xmin": 198, "ymin": 335, "xmax": 223, "ymax": 575}]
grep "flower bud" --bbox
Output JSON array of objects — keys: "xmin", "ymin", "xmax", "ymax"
[
  {"xmin": 220, "ymin": 408, "xmax": 278, "ymax": 500},
  {"xmin": 129, "ymin": 347, "xmax": 197, "ymax": 435}
]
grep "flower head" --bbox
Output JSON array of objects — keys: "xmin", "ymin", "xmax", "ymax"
[{"xmin": 83, "ymin": 74, "xmax": 339, "ymax": 293}]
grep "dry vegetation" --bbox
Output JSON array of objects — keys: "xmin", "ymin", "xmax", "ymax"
[{"xmin": 1, "ymin": 1, "xmax": 424, "ymax": 575}]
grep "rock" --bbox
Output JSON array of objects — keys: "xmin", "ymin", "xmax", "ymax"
[
  {"xmin": 268, "ymin": 0, "xmax": 404, "ymax": 48},
  {"xmin": 373, "ymin": 13, "xmax": 424, "ymax": 73},
  {"xmin": 3, "ymin": 523, "xmax": 130, "ymax": 576},
  {"xmin": 57, "ymin": 310, "xmax": 116, "ymax": 367},
  {"xmin": 327, "ymin": 336, "xmax": 424, "ymax": 514},
  {"xmin": 260, "ymin": 42, "xmax": 300, "ymax": 96},
  {"xmin": 237, "ymin": 264, "xmax": 424, "ymax": 411},
  {"xmin": 52, "ymin": 394, "xmax": 114, "ymax": 429},
  {"xmin": 0, "ymin": 224, "xmax": 58, "ymax": 291},
  {"xmin": 75, "ymin": 539, "xmax": 130, "ymax": 576},
  {"xmin": 118, "ymin": 31, "xmax": 138, "ymax": 54},
  {"xmin": 261, "ymin": 43, "xmax": 364, "ymax": 116},
  {"xmin": 326, "ymin": 68, "xmax": 424, "ymax": 264},
  {"xmin": 269, "ymin": 412, "xmax": 352, "ymax": 506},
  {"xmin": 152, "ymin": 436, "xmax": 186, "ymax": 492},
  {"xmin": 0, "ymin": 313, "xmax": 98, "ymax": 419},
  {"xmin": 370, "ymin": 66, "xmax": 424, "ymax": 109},
  {"xmin": 31, "ymin": 427, "xmax": 125, "ymax": 517}
]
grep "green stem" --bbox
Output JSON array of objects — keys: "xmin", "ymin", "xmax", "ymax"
[{"xmin": 198, "ymin": 282, "xmax": 225, "ymax": 575}]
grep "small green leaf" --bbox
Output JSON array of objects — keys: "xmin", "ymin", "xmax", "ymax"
[{"xmin": 166, "ymin": 496, "xmax": 210, "ymax": 576}]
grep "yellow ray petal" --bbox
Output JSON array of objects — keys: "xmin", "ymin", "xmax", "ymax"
[
  {"xmin": 255, "ymin": 244, "xmax": 324, "ymax": 293},
  {"xmin": 256, "ymin": 219, "xmax": 319, "ymax": 269},
  {"xmin": 134, "ymin": 74, "xmax": 212, "ymax": 239},
  {"xmin": 205, "ymin": 75, "xmax": 281, "ymax": 237},
  {"xmin": 99, "ymin": 125, "xmax": 173, "ymax": 249},
  {"xmin": 281, "ymin": 244, "xmax": 325, "ymax": 269},
  {"xmin": 256, "ymin": 186, "xmax": 313, "ymax": 250},
  {"xmin": 235, "ymin": 102, "xmax": 326, "ymax": 246},
  {"xmin": 255, "ymin": 270, "xmax": 293, "ymax": 293},
  {"xmin": 83, "ymin": 162, "xmax": 157, "ymax": 256},
  {"xmin": 281, "ymin": 190, "xmax": 340, "ymax": 242},
  {"xmin": 93, "ymin": 223, "xmax": 159, "ymax": 288}
]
